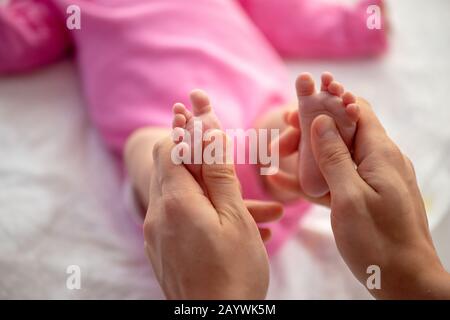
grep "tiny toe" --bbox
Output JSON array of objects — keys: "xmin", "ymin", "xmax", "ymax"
[
  {"xmin": 190, "ymin": 89, "xmax": 212, "ymax": 116},
  {"xmin": 172, "ymin": 102, "xmax": 192, "ymax": 121},
  {"xmin": 328, "ymin": 81, "xmax": 344, "ymax": 96},
  {"xmin": 296, "ymin": 73, "xmax": 316, "ymax": 96},
  {"xmin": 345, "ymin": 103, "xmax": 360, "ymax": 122},
  {"xmin": 172, "ymin": 102, "xmax": 186, "ymax": 114},
  {"xmin": 342, "ymin": 92, "xmax": 356, "ymax": 106},
  {"xmin": 172, "ymin": 113, "xmax": 186, "ymax": 129},
  {"xmin": 320, "ymin": 72, "xmax": 334, "ymax": 91}
]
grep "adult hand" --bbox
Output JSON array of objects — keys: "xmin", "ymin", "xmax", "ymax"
[
  {"xmin": 143, "ymin": 132, "xmax": 282, "ymax": 299},
  {"xmin": 273, "ymin": 98, "xmax": 450, "ymax": 299}
]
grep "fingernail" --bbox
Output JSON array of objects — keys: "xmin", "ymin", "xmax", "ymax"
[{"xmin": 315, "ymin": 116, "xmax": 338, "ymax": 139}]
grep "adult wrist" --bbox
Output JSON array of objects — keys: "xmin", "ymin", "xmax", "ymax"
[
  {"xmin": 372, "ymin": 258, "xmax": 449, "ymax": 299},
  {"xmin": 417, "ymin": 266, "xmax": 450, "ymax": 299}
]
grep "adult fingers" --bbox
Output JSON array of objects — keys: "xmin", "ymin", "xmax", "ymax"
[
  {"xmin": 201, "ymin": 130, "xmax": 248, "ymax": 219},
  {"xmin": 311, "ymin": 115, "xmax": 366, "ymax": 194},
  {"xmin": 244, "ymin": 200, "xmax": 283, "ymax": 223}
]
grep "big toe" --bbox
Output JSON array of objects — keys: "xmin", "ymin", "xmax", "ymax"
[
  {"xmin": 296, "ymin": 73, "xmax": 316, "ymax": 97},
  {"xmin": 190, "ymin": 89, "xmax": 212, "ymax": 116}
]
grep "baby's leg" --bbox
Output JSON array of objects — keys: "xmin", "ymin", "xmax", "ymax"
[
  {"xmin": 124, "ymin": 128, "xmax": 169, "ymax": 210},
  {"xmin": 237, "ymin": 0, "xmax": 388, "ymax": 58}
]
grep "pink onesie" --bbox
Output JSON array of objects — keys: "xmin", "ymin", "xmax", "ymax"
[{"xmin": 0, "ymin": 0, "xmax": 387, "ymax": 255}]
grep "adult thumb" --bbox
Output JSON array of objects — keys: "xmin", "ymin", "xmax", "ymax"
[
  {"xmin": 311, "ymin": 115, "xmax": 363, "ymax": 194},
  {"xmin": 201, "ymin": 130, "xmax": 247, "ymax": 218}
]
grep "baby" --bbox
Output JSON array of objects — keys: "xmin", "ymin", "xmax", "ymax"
[{"xmin": 0, "ymin": 0, "xmax": 387, "ymax": 254}]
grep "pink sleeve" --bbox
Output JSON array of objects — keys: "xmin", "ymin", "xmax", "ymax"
[
  {"xmin": 238, "ymin": 0, "xmax": 388, "ymax": 58},
  {"xmin": 0, "ymin": 0, "xmax": 71, "ymax": 74}
]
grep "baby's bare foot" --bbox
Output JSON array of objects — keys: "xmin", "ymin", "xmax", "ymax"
[
  {"xmin": 297, "ymin": 72, "xmax": 360, "ymax": 197},
  {"xmin": 171, "ymin": 89, "xmax": 222, "ymax": 181}
]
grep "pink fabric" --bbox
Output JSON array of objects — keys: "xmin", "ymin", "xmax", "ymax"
[
  {"xmin": 0, "ymin": 0, "xmax": 70, "ymax": 73},
  {"xmin": 0, "ymin": 0, "xmax": 387, "ymax": 255},
  {"xmin": 238, "ymin": 0, "xmax": 387, "ymax": 58}
]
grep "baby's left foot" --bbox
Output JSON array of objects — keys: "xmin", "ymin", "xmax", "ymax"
[{"xmin": 296, "ymin": 72, "xmax": 360, "ymax": 197}]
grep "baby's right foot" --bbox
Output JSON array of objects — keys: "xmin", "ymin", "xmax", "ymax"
[
  {"xmin": 171, "ymin": 89, "xmax": 222, "ymax": 183},
  {"xmin": 296, "ymin": 72, "xmax": 360, "ymax": 197}
]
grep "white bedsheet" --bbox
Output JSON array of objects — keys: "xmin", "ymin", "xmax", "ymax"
[{"xmin": 1, "ymin": 0, "xmax": 449, "ymax": 299}]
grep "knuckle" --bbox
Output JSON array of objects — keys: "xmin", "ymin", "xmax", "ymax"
[
  {"xmin": 161, "ymin": 192, "xmax": 184, "ymax": 212},
  {"xmin": 334, "ymin": 187, "xmax": 366, "ymax": 213},
  {"xmin": 320, "ymin": 145, "xmax": 351, "ymax": 168},
  {"xmin": 203, "ymin": 165, "xmax": 236, "ymax": 183},
  {"xmin": 379, "ymin": 143, "xmax": 403, "ymax": 163}
]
